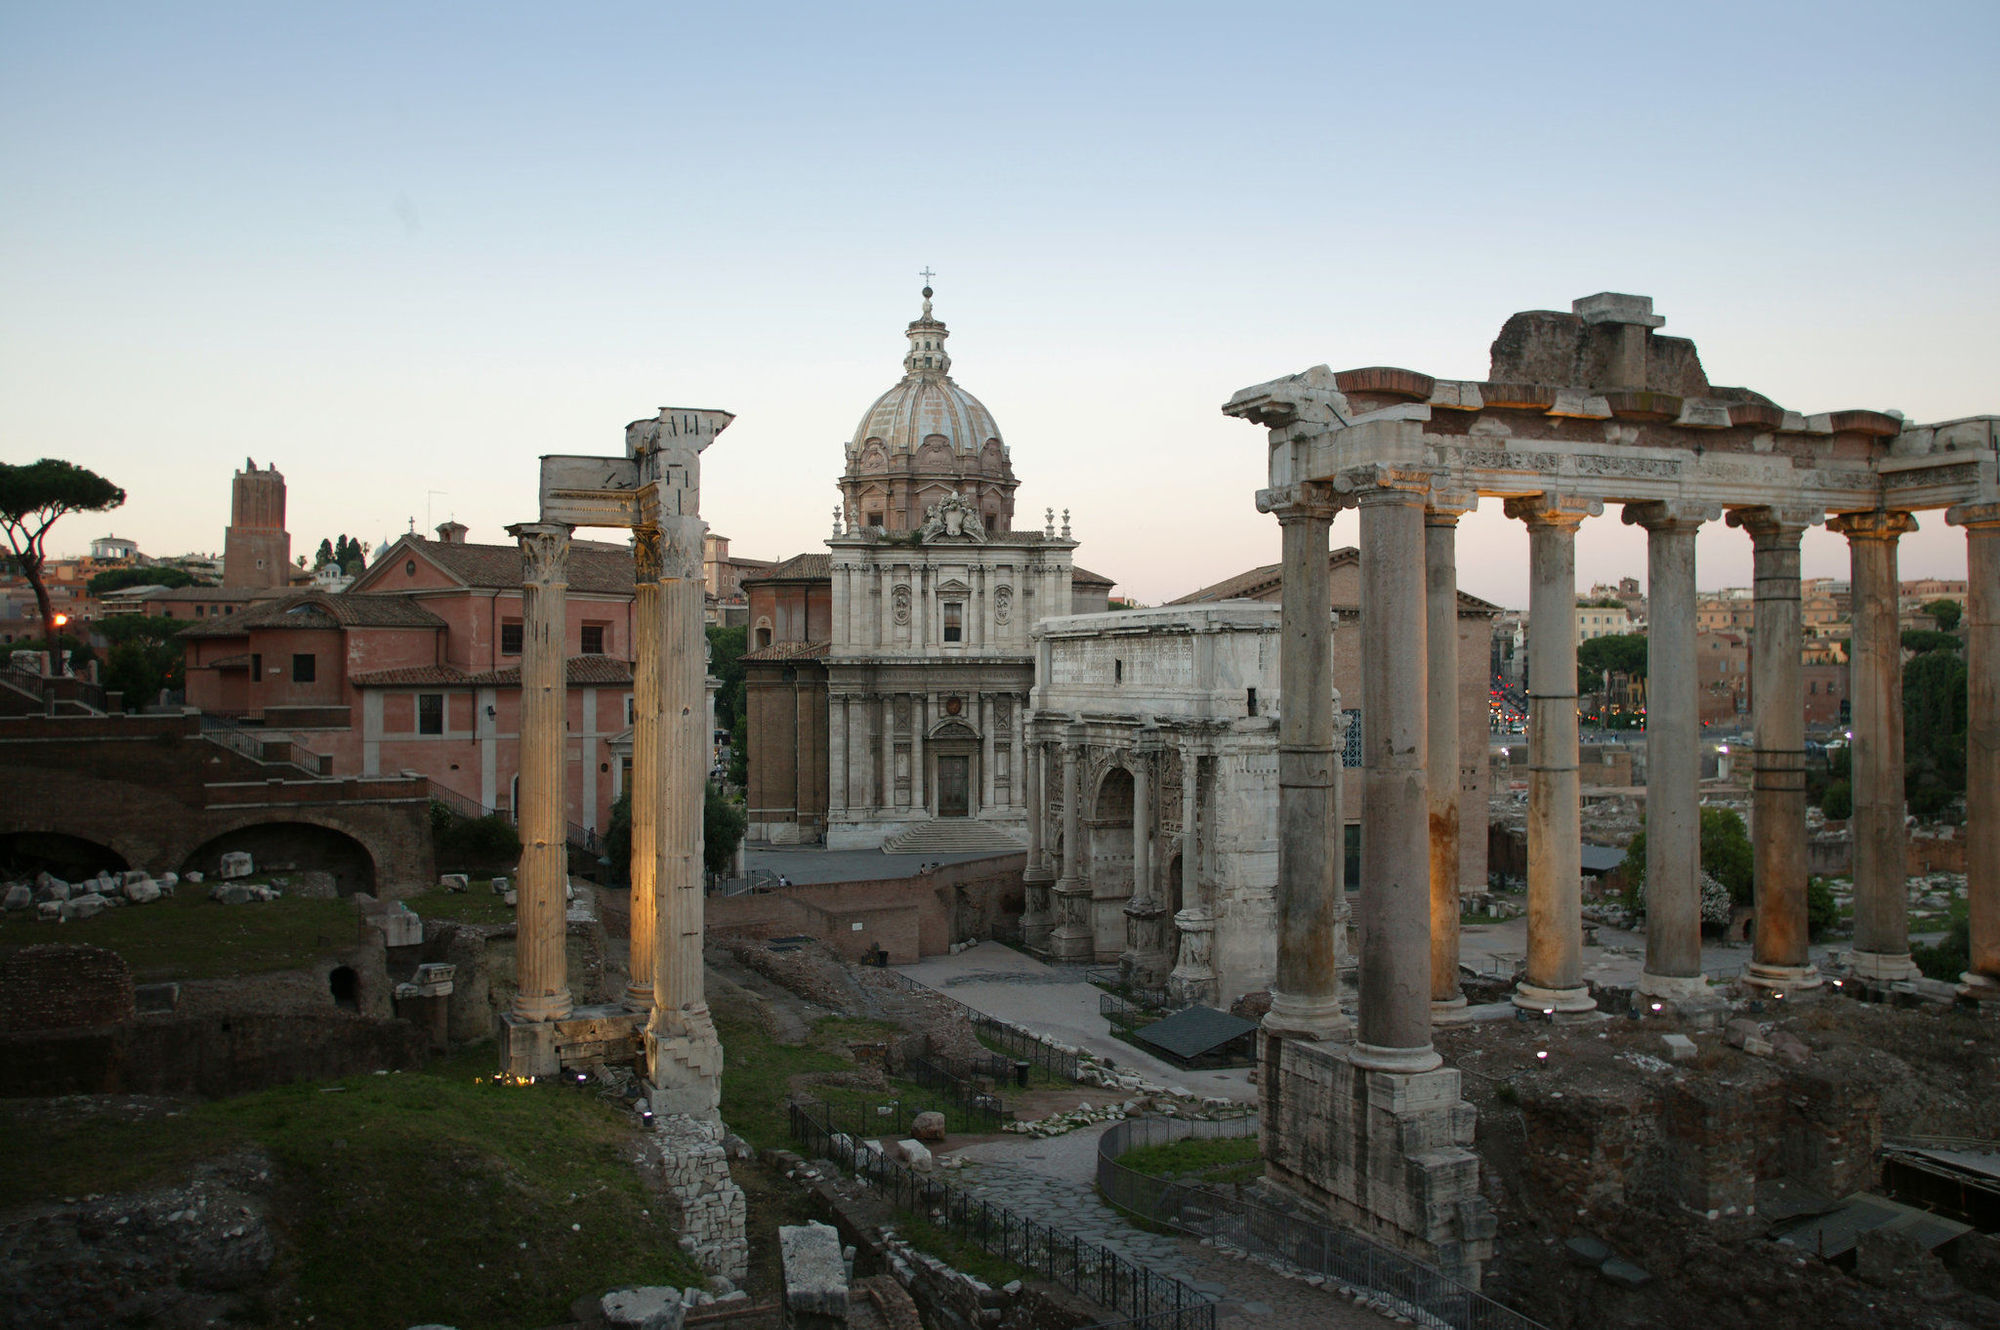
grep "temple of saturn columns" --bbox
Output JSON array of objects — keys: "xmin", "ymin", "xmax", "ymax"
[
  {"xmin": 1225, "ymin": 292, "xmax": 1999, "ymax": 1285},
  {"xmin": 501, "ymin": 407, "xmax": 734, "ymax": 1124}
]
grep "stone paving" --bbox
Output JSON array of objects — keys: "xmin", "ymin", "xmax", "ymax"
[{"xmin": 945, "ymin": 1123, "xmax": 1396, "ymax": 1329}]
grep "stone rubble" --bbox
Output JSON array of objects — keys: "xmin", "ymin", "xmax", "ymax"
[{"xmin": 218, "ymin": 851, "xmax": 254, "ymax": 880}]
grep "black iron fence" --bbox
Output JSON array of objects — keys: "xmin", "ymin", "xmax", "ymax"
[
  {"xmin": 790, "ymin": 1099, "xmax": 1215, "ymax": 1330},
  {"xmin": 875, "ymin": 966, "xmax": 1085, "ymax": 1083},
  {"xmin": 1096, "ymin": 1117, "xmax": 1548, "ymax": 1330},
  {"xmin": 897, "ymin": 1054, "xmax": 1007, "ymax": 1132}
]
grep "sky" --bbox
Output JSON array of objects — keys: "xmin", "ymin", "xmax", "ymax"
[{"xmin": 4, "ymin": 2, "xmax": 1996, "ymax": 610}]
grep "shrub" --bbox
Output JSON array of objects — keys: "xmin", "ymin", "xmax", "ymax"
[
  {"xmin": 1912, "ymin": 917, "xmax": 1970, "ymax": 983},
  {"xmin": 1820, "ymin": 780, "xmax": 1852, "ymax": 821},
  {"xmin": 1806, "ymin": 877, "xmax": 1839, "ymax": 940}
]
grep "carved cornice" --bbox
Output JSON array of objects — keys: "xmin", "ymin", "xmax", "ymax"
[
  {"xmin": 1947, "ymin": 500, "xmax": 2000, "ymax": 530},
  {"xmin": 1621, "ymin": 498, "xmax": 1721, "ymax": 533},
  {"xmin": 1826, "ymin": 509, "xmax": 1919, "ymax": 543},
  {"xmin": 1338, "ymin": 464, "xmax": 1436, "ymax": 501},
  {"xmin": 1426, "ymin": 487, "xmax": 1479, "ymax": 521}
]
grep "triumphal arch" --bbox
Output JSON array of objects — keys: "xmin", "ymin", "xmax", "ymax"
[{"xmin": 1226, "ymin": 293, "xmax": 1998, "ymax": 1285}]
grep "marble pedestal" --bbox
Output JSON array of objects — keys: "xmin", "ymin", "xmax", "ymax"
[{"xmin": 500, "ymin": 1004, "xmax": 646, "ymax": 1080}]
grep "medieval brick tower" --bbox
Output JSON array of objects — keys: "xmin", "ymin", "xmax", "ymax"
[{"xmin": 222, "ymin": 458, "xmax": 291, "ymax": 588}]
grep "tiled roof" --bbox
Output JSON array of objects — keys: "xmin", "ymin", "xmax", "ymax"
[
  {"xmin": 177, "ymin": 591, "xmax": 447, "ymax": 638},
  {"xmin": 739, "ymin": 639, "xmax": 831, "ymax": 662},
  {"xmin": 349, "ymin": 656, "xmax": 635, "ymax": 688},
  {"xmin": 741, "ymin": 553, "xmax": 831, "ymax": 583},
  {"xmin": 1071, "ymin": 565, "xmax": 1116, "ymax": 589},
  {"xmin": 363, "ymin": 535, "xmax": 638, "ymax": 596},
  {"xmin": 1169, "ymin": 548, "xmax": 1500, "ymax": 615}
]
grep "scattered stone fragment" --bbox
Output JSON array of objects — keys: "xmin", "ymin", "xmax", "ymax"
[
  {"xmin": 1723, "ymin": 1018, "xmax": 1761, "ymax": 1049},
  {"xmin": 218, "ymin": 851, "xmax": 254, "ymax": 879},
  {"xmin": 781, "ymin": 1222, "xmax": 848, "ymax": 1328},
  {"xmin": 1564, "ymin": 1234, "xmax": 1611, "ymax": 1267},
  {"xmin": 911, "ymin": 1111, "xmax": 947, "ymax": 1143},
  {"xmin": 3, "ymin": 884, "xmax": 30, "ymax": 911},
  {"xmin": 439, "ymin": 873, "xmax": 470, "ymax": 892},
  {"xmin": 1768, "ymin": 1031, "xmax": 1811, "ymax": 1066},
  {"xmin": 1601, "ymin": 1257, "xmax": 1652, "ymax": 1288},
  {"xmin": 124, "ymin": 877, "xmax": 161, "ymax": 904},
  {"xmin": 62, "ymin": 892, "xmax": 110, "ymax": 920},
  {"xmin": 601, "ymin": 1286, "xmax": 685, "ymax": 1330},
  {"xmin": 890, "ymin": 1139, "xmax": 932, "ymax": 1171},
  {"xmin": 1661, "ymin": 1033, "xmax": 1698, "ymax": 1062},
  {"xmin": 490, "ymin": 876, "xmax": 510, "ymax": 895}
]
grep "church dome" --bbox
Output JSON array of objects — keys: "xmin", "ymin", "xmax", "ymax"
[
  {"xmin": 839, "ymin": 286, "xmax": 1019, "ymax": 533},
  {"xmin": 847, "ymin": 289, "xmax": 1005, "ymax": 459}
]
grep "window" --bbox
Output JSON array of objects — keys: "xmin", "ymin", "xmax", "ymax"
[
  {"xmin": 501, "ymin": 621, "xmax": 523, "ymax": 655},
  {"xmin": 756, "ymin": 627, "xmax": 772, "ymax": 648},
  {"xmin": 1245, "ymin": 687, "xmax": 1257, "ymax": 716},
  {"xmin": 1114, "ymin": 659, "xmax": 1123, "ymax": 684},
  {"xmin": 196, "ymin": 605, "xmax": 205, "ymax": 617},
  {"xmin": 418, "ymin": 693, "xmax": 444, "ymax": 735},
  {"xmin": 867, "ymin": 512, "xmax": 884, "ymax": 527},
  {"xmin": 580, "ymin": 624, "xmax": 606, "ymax": 655},
  {"xmin": 292, "ymin": 653, "xmax": 316, "ymax": 683},
  {"xmin": 943, "ymin": 602, "xmax": 963, "ymax": 643},
  {"xmin": 251, "ymin": 653, "xmax": 262, "ymax": 683},
  {"xmin": 1343, "ymin": 709, "xmax": 1364, "ymax": 767}
]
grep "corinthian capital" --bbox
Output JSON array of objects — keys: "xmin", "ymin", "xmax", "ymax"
[
  {"xmin": 1727, "ymin": 504, "xmax": 1823, "ymax": 543},
  {"xmin": 1622, "ymin": 498, "xmax": 1721, "ymax": 533},
  {"xmin": 1827, "ymin": 509, "xmax": 1919, "ymax": 543},
  {"xmin": 508, "ymin": 522, "xmax": 572, "ymax": 586},
  {"xmin": 633, "ymin": 526, "xmax": 664, "ymax": 583}
]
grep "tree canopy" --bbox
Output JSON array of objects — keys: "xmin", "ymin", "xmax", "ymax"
[
  {"xmin": 0, "ymin": 458, "xmax": 125, "ymax": 647},
  {"xmin": 1577, "ymin": 632, "xmax": 1648, "ymax": 694},
  {"xmin": 706, "ymin": 624, "xmax": 747, "ymax": 739},
  {"xmin": 1921, "ymin": 598, "xmax": 1962, "ymax": 632},
  {"xmin": 87, "ymin": 565, "xmax": 198, "ymax": 597},
  {"xmin": 1905, "ymin": 646, "xmax": 1968, "ymax": 820},
  {"xmin": 1621, "ymin": 806, "xmax": 1756, "ymax": 910}
]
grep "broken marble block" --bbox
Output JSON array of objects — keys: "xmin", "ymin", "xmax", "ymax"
[
  {"xmin": 438, "ymin": 873, "xmax": 470, "ymax": 892},
  {"xmin": 780, "ymin": 1222, "xmax": 847, "ymax": 1330},
  {"xmin": 601, "ymin": 1286, "xmax": 684, "ymax": 1330},
  {"xmin": 3, "ymin": 884, "xmax": 31, "ymax": 911},
  {"xmin": 219, "ymin": 851, "xmax": 254, "ymax": 879}
]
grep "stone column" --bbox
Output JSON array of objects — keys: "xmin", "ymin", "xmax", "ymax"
[
  {"xmin": 981, "ymin": 693, "xmax": 997, "ymax": 813},
  {"xmin": 1258, "ymin": 483, "xmax": 1349, "ymax": 1042},
  {"xmin": 508, "ymin": 522, "xmax": 574, "ymax": 1029},
  {"xmin": 1426, "ymin": 499, "xmax": 1472, "ymax": 1026},
  {"xmin": 625, "ymin": 527, "xmax": 662, "ymax": 1009},
  {"xmin": 1947, "ymin": 503, "xmax": 2000, "ymax": 999},
  {"xmin": 1181, "ymin": 743, "xmax": 1200, "ymax": 910},
  {"xmin": 647, "ymin": 502, "xmax": 724, "ymax": 1114},
  {"xmin": 1123, "ymin": 746, "xmax": 1171, "ymax": 985},
  {"xmin": 1832, "ymin": 509, "xmax": 1921, "ymax": 981},
  {"xmin": 1050, "ymin": 729, "xmax": 1092, "ymax": 960},
  {"xmin": 1356, "ymin": 474, "xmax": 1440, "ymax": 1070},
  {"xmin": 1625, "ymin": 501, "xmax": 1715, "ymax": 1002},
  {"xmin": 1506, "ymin": 493, "xmax": 1601, "ymax": 1016},
  {"xmin": 1729, "ymin": 506, "xmax": 1821, "ymax": 994},
  {"xmin": 877, "ymin": 695, "xmax": 894, "ymax": 812},
  {"xmin": 828, "ymin": 693, "xmax": 848, "ymax": 816},
  {"xmin": 1021, "ymin": 732, "xmax": 1053, "ymax": 948}
]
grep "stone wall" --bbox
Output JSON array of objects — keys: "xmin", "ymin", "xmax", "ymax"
[
  {"xmin": 706, "ymin": 855, "xmax": 1023, "ymax": 963},
  {"xmin": 0, "ymin": 944, "xmax": 135, "ymax": 1032},
  {"xmin": 651, "ymin": 1114, "xmax": 748, "ymax": 1281},
  {"xmin": 0, "ymin": 1012, "xmax": 429, "ymax": 1098}
]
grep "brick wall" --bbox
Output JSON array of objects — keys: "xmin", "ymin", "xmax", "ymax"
[
  {"xmin": 706, "ymin": 854, "xmax": 1024, "ymax": 962},
  {"xmin": 0, "ymin": 944, "xmax": 136, "ymax": 1031}
]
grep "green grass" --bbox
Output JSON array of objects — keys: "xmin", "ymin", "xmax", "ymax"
[
  {"xmin": 406, "ymin": 882, "xmax": 515, "ymax": 925},
  {"xmin": 1116, "ymin": 1134, "xmax": 1263, "ymax": 1185},
  {"xmin": 975, "ymin": 1031, "xmax": 1061, "ymax": 1088},
  {"xmin": 712, "ymin": 1005, "xmax": 851, "ymax": 1152},
  {"xmin": 1460, "ymin": 911, "xmax": 1511, "ymax": 926},
  {"xmin": 894, "ymin": 1215, "xmax": 1032, "ymax": 1288},
  {"xmin": 0, "ymin": 888, "xmax": 362, "ymax": 981},
  {"xmin": 0, "ymin": 1047, "xmax": 700, "ymax": 1330},
  {"xmin": 0, "ymin": 1098, "xmax": 246, "ymax": 1207}
]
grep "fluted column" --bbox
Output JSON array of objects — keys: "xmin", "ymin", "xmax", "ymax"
[
  {"xmin": 828, "ymin": 693, "xmax": 848, "ymax": 815},
  {"xmin": 1947, "ymin": 503, "xmax": 2000, "ymax": 999},
  {"xmin": 1181, "ymin": 743, "xmax": 1200, "ymax": 911},
  {"xmin": 1259, "ymin": 482, "xmax": 1349, "ymax": 1042},
  {"xmin": 509, "ymin": 521, "xmax": 574, "ymax": 1024},
  {"xmin": 1356, "ymin": 474, "xmax": 1440, "ymax": 1070},
  {"xmin": 877, "ymin": 695, "xmax": 894, "ymax": 812},
  {"xmin": 1730, "ymin": 506, "xmax": 1822, "ymax": 994},
  {"xmin": 1507, "ymin": 493, "xmax": 1601, "ymax": 1016},
  {"xmin": 1626, "ymin": 501, "xmax": 1715, "ymax": 1001},
  {"xmin": 1832, "ymin": 509, "xmax": 1921, "ymax": 981},
  {"xmin": 1049, "ymin": 731, "xmax": 1091, "ymax": 960},
  {"xmin": 1426, "ymin": 499, "xmax": 1472, "ymax": 1026},
  {"xmin": 625, "ymin": 527, "xmax": 662, "ymax": 1008}
]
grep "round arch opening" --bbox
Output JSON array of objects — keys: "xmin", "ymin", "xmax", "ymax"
[
  {"xmin": 180, "ymin": 822, "xmax": 377, "ymax": 897},
  {"xmin": 0, "ymin": 831, "xmax": 129, "ymax": 881}
]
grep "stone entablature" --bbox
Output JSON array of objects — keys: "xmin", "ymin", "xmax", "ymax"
[{"xmin": 1025, "ymin": 605, "xmax": 1290, "ymax": 1001}]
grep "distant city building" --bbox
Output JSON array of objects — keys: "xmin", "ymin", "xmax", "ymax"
[
  {"xmin": 221, "ymin": 459, "xmax": 291, "ymax": 589},
  {"xmin": 702, "ymin": 532, "xmax": 773, "ymax": 627},
  {"xmin": 89, "ymin": 535, "xmax": 140, "ymax": 562}
]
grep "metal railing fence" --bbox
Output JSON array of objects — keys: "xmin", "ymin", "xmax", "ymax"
[
  {"xmin": 876, "ymin": 966, "xmax": 1084, "ymax": 1082},
  {"xmin": 1096, "ymin": 1117, "xmax": 1548, "ymax": 1330},
  {"xmin": 790, "ymin": 1099, "xmax": 1214, "ymax": 1330}
]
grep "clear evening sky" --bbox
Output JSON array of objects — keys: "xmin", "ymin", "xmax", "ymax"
[{"xmin": 4, "ymin": 3, "xmax": 1994, "ymax": 610}]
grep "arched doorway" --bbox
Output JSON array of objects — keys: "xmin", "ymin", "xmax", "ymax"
[
  {"xmin": 928, "ymin": 719, "xmax": 980, "ymax": 818},
  {"xmin": 0, "ymin": 831, "xmax": 128, "ymax": 881},
  {"xmin": 1089, "ymin": 767, "xmax": 1135, "ymax": 960},
  {"xmin": 181, "ymin": 822, "xmax": 377, "ymax": 897}
]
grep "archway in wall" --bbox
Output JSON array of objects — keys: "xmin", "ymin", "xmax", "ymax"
[
  {"xmin": 0, "ymin": 831, "xmax": 129, "ymax": 881},
  {"xmin": 1165, "ymin": 852, "xmax": 1184, "ymax": 917},
  {"xmin": 1088, "ymin": 766, "xmax": 1135, "ymax": 960},
  {"xmin": 928, "ymin": 720, "xmax": 980, "ymax": 819},
  {"xmin": 180, "ymin": 822, "xmax": 377, "ymax": 897}
]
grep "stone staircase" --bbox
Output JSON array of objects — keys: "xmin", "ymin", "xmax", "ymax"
[{"xmin": 879, "ymin": 818, "xmax": 1025, "ymax": 856}]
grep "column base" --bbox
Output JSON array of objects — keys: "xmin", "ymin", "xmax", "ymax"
[
  {"xmin": 645, "ymin": 1004, "xmax": 725, "ymax": 1120},
  {"xmin": 1431, "ymin": 995, "xmax": 1471, "ymax": 1028},
  {"xmin": 1350, "ymin": 1040, "xmax": 1443, "ymax": 1073},
  {"xmin": 1636, "ymin": 971, "xmax": 1714, "ymax": 1003},
  {"xmin": 500, "ymin": 1004, "xmax": 646, "ymax": 1080},
  {"xmin": 1168, "ymin": 967, "xmax": 1219, "ymax": 1008},
  {"xmin": 1262, "ymin": 990, "xmax": 1352, "ymax": 1043},
  {"xmin": 511, "ymin": 990, "xmax": 574, "ymax": 1025},
  {"xmin": 500, "ymin": 1011, "xmax": 561, "ymax": 1080},
  {"xmin": 1512, "ymin": 982, "xmax": 1597, "ymax": 1018},
  {"xmin": 1742, "ymin": 962, "xmax": 1823, "ymax": 996},
  {"xmin": 1845, "ymin": 949, "xmax": 1921, "ymax": 982},
  {"xmin": 1959, "ymin": 972, "xmax": 2000, "ymax": 1003},
  {"xmin": 1020, "ymin": 919, "xmax": 1053, "ymax": 952},
  {"xmin": 623, "ymin": 983, "xmax": 655, "ymax": 1012}
]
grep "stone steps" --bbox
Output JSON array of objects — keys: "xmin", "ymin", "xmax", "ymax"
[{"xmin": 879, "ymin": 819, "xmax": 1025, "ymax": 856}]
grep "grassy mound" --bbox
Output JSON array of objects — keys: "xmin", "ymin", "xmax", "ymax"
[{"xmin": 0, "ymin": 888, "xmax": 361, "ymax": 981}]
